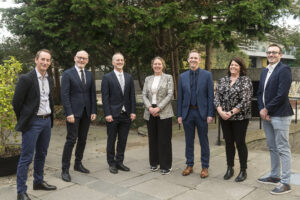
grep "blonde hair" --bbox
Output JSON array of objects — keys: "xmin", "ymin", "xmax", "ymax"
[{"xmin": 151, "ymin": 56, "xmax": 166, "ymax": 70}]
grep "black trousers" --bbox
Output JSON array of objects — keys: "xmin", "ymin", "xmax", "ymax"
[
  {"xmin": 220, "ymin": 118, "xmax": 249, "ymax": 169},
  {"xmin": 62, "ymin": 109, "xmax": 91, "ymax": 170},
  {"xmin": 147, "ymin": 115, "xmax": 172, "ymax": 170},
  {"xmin": 106, "ymin": 113, "xmax": 131, "ymax": 166}
]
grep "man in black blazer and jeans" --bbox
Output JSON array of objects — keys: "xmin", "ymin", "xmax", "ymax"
[
  {"xmin": 13, "ymin": 49, "xmax": 57, "ymax": 200},
  {"xmin": 101, "ymin": 52, "xmax": 136, "ymax": 174},
  {"xmin": 61, "ymin": 50, "xmax": 97, "ymax": 182}
]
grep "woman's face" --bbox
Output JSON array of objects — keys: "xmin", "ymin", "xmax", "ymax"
[
  {"xmin": 229, "ymin": 60, "xmax": 241, "ymax": 76},
  {"xmin": 152, "ymin": 59, "xmax": 163, "ymax": 75}
]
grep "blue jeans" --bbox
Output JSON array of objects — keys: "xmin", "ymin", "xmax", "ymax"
[
  {"xmin": 263, "ymin": 116, "xmax": 292, "ymax": 184},
  {"xmin": 183, "ymin": 109, "xmax": 209, "ymax": 168},
  {"xmin": 17, "ymin": 117, "xmax": 51, "ymax": 194}
]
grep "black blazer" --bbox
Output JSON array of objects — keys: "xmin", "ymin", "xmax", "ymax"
[
  {"xmin": 257, "ymin": 62, "xmax": 294, "ymax": 116},
  {"xmin": 101, "ymin": 71, "xmax": 136, "ymax": 117},
  {"xmin": 61, "ymin": 66, "xmax": 97, "ymax": 117},
  {"xmin": 12, "ymin": 69, "xmax": 54, "ymax": 132}
]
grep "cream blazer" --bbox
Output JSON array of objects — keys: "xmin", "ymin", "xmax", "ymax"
[{"xmin": 142, "ymin": 73, "xmax": 174, "ymax": 120}]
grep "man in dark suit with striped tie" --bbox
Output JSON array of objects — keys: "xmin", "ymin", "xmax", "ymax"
[{"xmin": 61, "ymin": 50, "xmax": 97, "ymax": 182}]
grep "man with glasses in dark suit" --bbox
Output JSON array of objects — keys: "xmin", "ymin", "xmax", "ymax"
[{"xmin": 61, "ymin": 50, "xmax": 97, "ymax": 182}]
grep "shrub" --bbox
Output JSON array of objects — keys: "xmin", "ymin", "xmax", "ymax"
[{"xmin": 0, "ymin": 57, "xmax": 22, "ymax": 156}]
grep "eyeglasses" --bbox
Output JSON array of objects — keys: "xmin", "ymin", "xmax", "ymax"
[
  {"xmin": 266, "ymin": 51, "xmax": 280, "ymax": 55},
  {"xmin": 76, "ymin": 56, "xmax": 88, "ymax": 61}
]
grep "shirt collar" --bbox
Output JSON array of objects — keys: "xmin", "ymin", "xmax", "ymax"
[
  {"xmin": 35, "ymin": 68, "xmax": 48, "ymax": 79},
  {"xmin": 75, "ymin": 65, "xmax": 84, "ymax": 73},
  {"xmin": 190, "ymin": 68, "xmax": 199, "ymax": 75},
  {"xmin": 114, "ymin": 69, "xmax": 123, "ymax": 76},
  {"xmin": 267, "ymin": 62, "xmax": 279, "ymax": 73}
]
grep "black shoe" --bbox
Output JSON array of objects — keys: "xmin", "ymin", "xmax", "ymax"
[
  {"xmin": 109, "ymin": 165, "xmax": 118, "ymax": 174},
  {"xmin": 116, "ymin": 163, "xmax": 130, "ymax": 171},
  {"xmin": 74, "ymin": 163, "xmax": 90, "ymax": 173},
  {"xmin": 161, "ymin": 168, "xmax": 172, "ymax": 175},
  {"xmin": 33, "ymin": 181, "xmax": 57, "ymax": 190},
  {"xmin": 235, "ymin": 170, "xmax": 247, "ymax": 182},
  {"xmin": 223, "ymin": 166, "xmax": 234, "ymax": 180},
  {"xmin": 150, "ymin": 165, "xmax": 158, "ymax": 172},
  {"xmin": 61, "ymin": 169, "xmax": 71, "ymax": 182},
  {"xmin": 17, "ymin": 193, "xmax": 31, "ymax": 200}
]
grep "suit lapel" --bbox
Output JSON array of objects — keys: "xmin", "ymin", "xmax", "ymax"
[
  {"xmin": 156, "ymin": 73, "xmax": 164, "ymax": 92},
  {"xmin": 147, "ymin": 75, "xmax": 154, "ymax": 95},
  {"xmin": 186, "ymin": 70, "xmax": 191, "ymax": 94},
  {"xmin": 112, "ymin": 71, "xmax": 123, "ymax": 94},
  {"xmin": 265, "ymin": 63, "xmax": 281, "ymax": 90},
  {"xmin": 32, "ymin": 70, "xmax": 40, "ymax": 98},
  {"xmin": 71, "ymin": 67, "xmax": 84, "ymax": 89}
]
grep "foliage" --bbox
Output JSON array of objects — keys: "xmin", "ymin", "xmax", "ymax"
[
  {"xmin": 0, "ymin": 37, "xmax": 34, "ymax": 73},
  {"xmin": 213, "ymin": 48, "xmax": 250, "ymax": 69},
  {"xmin": 0, "ymin": 57, "xmax": 22, "ymax": 156},
  {"xmin": 1, "ymin": 0, "xmax": 293, "ymax": 94}
]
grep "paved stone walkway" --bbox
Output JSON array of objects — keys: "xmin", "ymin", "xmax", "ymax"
[{"xmin": 1, "ymin": 122, "xmax": 300, "ymax": 200}]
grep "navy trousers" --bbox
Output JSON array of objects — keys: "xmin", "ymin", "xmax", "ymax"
[
  {"xmin": 183, "ymin": 109, "xmax": 210, "ymax": 168},
  {"xmin": 17, "ymin": 117, "xmax": 51, "ymax": 194}
]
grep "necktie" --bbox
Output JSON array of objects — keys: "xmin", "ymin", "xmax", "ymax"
[
  {"xmin": 80, "ymin": 70, "xmax": 85, "ymax": 86},
  {"xmin": 119, "ymin": 73, "xmax": 124, "ymax": 93}
]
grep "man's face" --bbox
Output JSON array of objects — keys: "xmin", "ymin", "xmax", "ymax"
[
  {"xmin": 112, "ymin": 54, "xmax": 125, "ymax": 71},
  {"xmin": 266, "ymin": 46, "xmax": 282, "ymax": 65},
  {"xmin": 188, "ymin": 52, "xmax": 200, "ymax": 70},
  {"xmin": 35, "ymin": 52, "xmax": 51, "ymax": 74},
  {"xmin": 74, "ymin": 51, "xmax": 89, "ymax": 69}
]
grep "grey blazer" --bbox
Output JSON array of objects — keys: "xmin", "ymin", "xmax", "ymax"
[{"xmin": 142, "ymin": 73, "xmax": 174, "ymax": 120}]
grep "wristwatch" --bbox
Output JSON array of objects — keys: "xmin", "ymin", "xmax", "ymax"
[{"xmin": 230, "ymin": 110, "xmax": 234, "ymax": 115}]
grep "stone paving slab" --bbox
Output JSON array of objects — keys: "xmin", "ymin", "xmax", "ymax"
[
  {"xmin": 130, "ymin": 179, "xmax": 189, "ymax": 199},
  {"xmin": 195, "ymin": 179, "xmax": 255, "ymax": 200},
  {"xmin": 39, "ymin": 185, "xmax": 108, "ymax": 200},
  {"xmin": 2, "ymin": 123, "xmax": 300, "ymax": 200}
]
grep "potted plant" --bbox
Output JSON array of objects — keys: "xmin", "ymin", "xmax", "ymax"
[{"xmin": 0, "ymin": 57, "xmax": 22, "ymax": 176}]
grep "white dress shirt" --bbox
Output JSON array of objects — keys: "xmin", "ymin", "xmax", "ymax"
[
  {"xmin": 75, "ymin": 65, "xmax": 86, "ymax": 84},
  {"xmin": 114, "ymin": 69, "xmax": 126, "ymax": 111},
  {"xmin": 35, "ymin": 68, "xmax": 51, "ymax": 115},
  {"xmin": 263, "ymin": 62, "xmax": 279, "ymax": 106}
]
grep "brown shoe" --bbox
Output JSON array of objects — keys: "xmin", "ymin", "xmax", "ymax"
[
  {"xmin": 182, "ymin": 166, "xmax": 193, "ymax": 176},
  {"xmin": 200, "ymin": 168, "xmax": 208, "ymax": 178}
]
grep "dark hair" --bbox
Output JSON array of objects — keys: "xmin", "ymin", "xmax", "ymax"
[
  {"xmin": 35, "ymin": 49, "xmax": 51, "ymax": 59},
  {"xmin": 227, "ymin": 57, "xmax": 247, "ymax": 76},
  {"xmin": 268, "ymin": 43, "xmax": 282, "ymax": 53}
]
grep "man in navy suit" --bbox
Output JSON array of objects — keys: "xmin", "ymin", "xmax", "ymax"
[
  {"xmin": 101, "ymin": 52, "xmax": 136, "ymax": 174},
  {"xmin": 257, "ymin": 44, "xmax": 294, "ymax": 195},
  {"xmin": 13, "ymin": 49, "xmax": 57, "ymax": 200},
  {"xmin": 177, "ymin": 50, "xmax": 214, "ymax": 178},
  {"xmin": 61, "ymin": 50, "xmax": 97, "ymax": 182}
]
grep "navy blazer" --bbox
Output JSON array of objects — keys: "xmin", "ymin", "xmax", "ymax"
[
  {"xmin": 257, "ymin": 62, "xmax": 293, "ymax": 117},
  {"xmin": 13, "ymin": 69, "xmax": 54, "ymax": 132},
  {"xmin": 101, "ymin": 71, "xmax": 136, "ymax": 118},
  {"xmin": 61, "ymin": 66, "xmax": 97, "ymax": 117},
  {"xmin": 177, "ymin": 69, "xmax": 215, "ymax": 121}
]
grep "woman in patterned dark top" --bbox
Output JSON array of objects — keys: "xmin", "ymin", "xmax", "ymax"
[{"xmin": 214, "ymin": 57, "xmax": 253, "ymax": 182}]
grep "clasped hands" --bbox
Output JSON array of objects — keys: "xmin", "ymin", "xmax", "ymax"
[
  {"xmin": 66, "ymin": 114, "xmax": 97, "ymax": 123},
  {"xmin": 149, "ymin": 106, "xmax": 160, "ymax": 117},
  {"xmin": 260, "ymin": 108, "xmax": 270, "ymax": 121}
]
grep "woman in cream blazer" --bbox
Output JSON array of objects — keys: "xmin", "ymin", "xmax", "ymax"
[{"xmin": 142, "ymin": 56, "xmax": 174, "ymax": 175}]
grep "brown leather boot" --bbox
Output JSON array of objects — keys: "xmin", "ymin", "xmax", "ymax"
[
  {"xmin": 200, "ymin": 168, "xmax": 208, "ymax": 178},
  {"xmin": 182, "ymin": 166, "xmax": 193, "ymax": 176}
]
